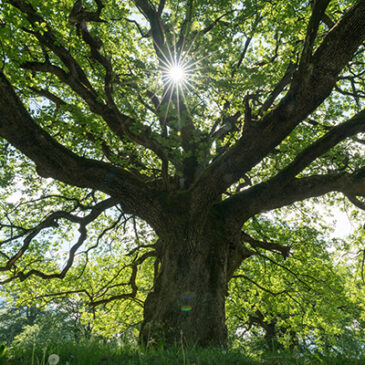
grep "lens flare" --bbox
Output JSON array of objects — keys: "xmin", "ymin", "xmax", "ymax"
[
  {"xmin": 181, "ymin": 305, "xmax": 193, "ymax": 312},
  {"xmin": 180, "ymin": 292, "xmax": 195, "ymax": 312}
]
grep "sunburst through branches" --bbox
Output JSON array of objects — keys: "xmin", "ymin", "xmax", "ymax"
[
  {"xmin": 157, "ymin": 49, "xmax": 202, "ymax": 127},
  {"xmin": 147, "ymin": 28, "xmax": 211, "ymax": 130},
  {"xmin": 160, "ymin": 55, "xmax": 196, "ymax": 90}
]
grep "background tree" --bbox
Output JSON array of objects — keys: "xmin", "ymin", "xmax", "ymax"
[
  {"xmin": 0, "ymin": 0, "xmax": 364, "ymax": 347},
  {"xmin": 0, "ymin": 297, "xmax": 88, "ymax": 347},
  {"xmin": 226, "ymin": 211, "xmax": 365, "ymax": 356}
]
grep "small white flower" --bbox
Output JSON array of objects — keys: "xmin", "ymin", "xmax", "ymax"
[{"xmin": 48, "ymin": 354, "xmax": 60, "ymax": 365}]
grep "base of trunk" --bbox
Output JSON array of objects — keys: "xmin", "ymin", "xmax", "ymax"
[
  {"xmin": 139, "ymin": 231, "xmax": 228, "ymax": 347},
  {"xmin": 140, "ymin": 289, "xmax": 228, "ymax": 347}
]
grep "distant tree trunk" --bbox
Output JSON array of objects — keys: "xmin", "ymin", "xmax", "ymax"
[
  {"xmin": 264, "ymin": 322, "xmax": 279, "ymax": 352},
  {"xmin": 139, "ymin": 210, "xmax": 236, "ymax": 347}
]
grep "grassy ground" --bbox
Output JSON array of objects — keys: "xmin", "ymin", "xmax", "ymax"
[{"xmin": 2, "ymin": 341, "xmax": 365, "ymax": 365}]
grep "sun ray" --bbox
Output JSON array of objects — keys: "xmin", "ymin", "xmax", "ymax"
[
  {"xmin": 152, "ymin": 40, "xmax": 175, "ymax": 70},
  {"xmin": 181, "ymin": 78, "xmax": 200, "ymax": 93},
  {"xmin": 176, "ymin": 80, "xmax": 181, "ymax": 132},
  {"xmin": 178, "ymin": 83, "xmax": 193, "ymax": 121},
  {"xmin": 178, "ymin": 29, "xmax": 204, "ymax": 66},
  {"xmin": 163, "ymin": 85, "xmax": 175, "ymax": 127},
  {"xmin": 157, "ymin": 81, "xmax": 174, "ymax": 110},
  {"xmin": 164, "ymin": 35, "xmax": 176, "ymax": 69}
]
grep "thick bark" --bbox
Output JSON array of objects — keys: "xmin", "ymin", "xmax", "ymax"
[{"xmin": 140, "ymin": 211, "xmax": 235, "ymax": 347}]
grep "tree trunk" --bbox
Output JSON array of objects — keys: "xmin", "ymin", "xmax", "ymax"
[{"xmin": 139, "ymin": 214, "xmax": 231, "ymax": 347}]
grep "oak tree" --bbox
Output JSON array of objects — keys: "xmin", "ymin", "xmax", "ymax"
[{"xmin": 0, "ymin": 0, "xmax": 365, "ymax": 347}]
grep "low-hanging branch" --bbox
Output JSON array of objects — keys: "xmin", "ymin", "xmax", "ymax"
[
  {"xmin": 89, "ymin": 250, "xmax": 156, "ymax": 307},
  {"xmin": 222, "ymin": 170, "xmax": 365, "ymax": 224},
  {"xmin": 220, "ymin": 108, "xmax": 365, "ymax": 222},
  {"xmin": 0, "ymin": 198, "xmax": 118, "ymax": 282}
]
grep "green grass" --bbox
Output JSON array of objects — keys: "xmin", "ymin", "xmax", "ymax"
[
  {"xmin": 4, "ymin": 342, "xmax": 255, "ymax": 365},
  {"xmin": 3, "ymin": 341, "xmax": 365, "ymax": 365}
]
